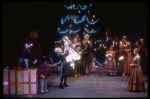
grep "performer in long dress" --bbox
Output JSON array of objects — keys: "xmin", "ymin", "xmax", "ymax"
[
  {"xmin": 127, "ymin": 48, "xmax": 145, "ymax": 92},
  {"xmin": 55, "ymin": 47, "xmax": 71, "ymax": 89},
  {"xmin": 63, "ymin": 36, "xmax": 80, "ymax": 69},
  {"xmin": 105, "ymin": 45, "xmax": 117, "ymax": 75},
  {"xmin": 118, "ymin": 36, "xmax": 132, "ymax": 76}
]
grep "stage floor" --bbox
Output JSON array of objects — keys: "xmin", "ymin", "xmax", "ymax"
[{"xmin": 3, "ymin": 69, "xmax": 148, "ymax": 98}]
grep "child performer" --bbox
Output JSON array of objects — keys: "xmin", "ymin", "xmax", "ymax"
[{"xmin": 105, "ymin": 45, "xmax": 117, "ymax": 75}]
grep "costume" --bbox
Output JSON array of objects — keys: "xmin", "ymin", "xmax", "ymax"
[
  {"xmin": 118, "ymin": 41, "xmax": 133, "ymax": 75},
  {"xmin": 127, "ymin": 54, "xmax": 145, "ymax": 91},
  {"xmin": 64, "ymin": 40, "xmax": 80, "ymax": 69},
  {"xmin": 23, "ymin": 38, "xmax": 41, "ymax": 69},
  {"xmin": 105, "ymin": 50, "xmax": 117, "ymax": 74},
  {"xmin": 71, "ymin": 43, "xmax": 81, "ymax": 77},
  {"xmin": 103, "ymin": 35, "xmax": 112, "ymax": 64},
  {"xmin": 112, "ymin": 39, "xmax": 120, "ymax": 69},
  {"xmin": 104, "ymin": 35, "xmax": 112, "ymax": 51},
  {"xmin": 138, "ymin": 45, "xmax": 147, "ymax": 75},
  {"xmin": 38, "ymin": 62, "xmax": 50, "ymax": 93},
  {"xmin": 58, "ymin": 50, "xmax": 71, "ymax": 88},
  {"xmin": 23, "ymin": 43, "xmax": 36, "ymax": 69},
  {"xmin": 82, "ymin": 41, "xmax": 93, "ymax": 75}
]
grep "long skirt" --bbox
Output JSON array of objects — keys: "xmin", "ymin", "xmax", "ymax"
[
  {"xmin": 125, "ymin": 52, "xmax": 133, "ymax": 75},
  {"xmin": 61, "ymin": 62, "xmax": 71, "ymax": 76},
  {"xmin": 118, "ymin": 54, "xmax": 128, "ymax": 74},
  {"xmin": 127, "ymin": 65, "xmax": 145, "ymax": 92},
  {"xmin": 105, "ymin": 59, "xmax": 117, "ymax": 73}
]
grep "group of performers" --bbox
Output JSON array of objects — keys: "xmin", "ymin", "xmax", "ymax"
[
  {"xmin": 102, "ymin": 31, "xmax": 147, "ymax": 92},
  {"xmin": 19, "ymin": 30, "xmax": 147, "ymax": 93},
  {"xmin": 55, "ymin": 34, "xmax": 95, "ymax": 77},
  {"xmin": 54, "ymin": 33, "xmax": 96, "ymax": 89}
]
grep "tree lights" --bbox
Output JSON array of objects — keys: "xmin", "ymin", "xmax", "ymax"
[
  {"xmin": 65, "ymin": 3, "xmax": 93, "ymax": 10},
  {"xmin": 55, "ymin": 1, "xmax": 102, "ymax": 67},
  {"xmin": 93, "ymin": 15, "xmax": 95, "ymax": 18},
  {"xmin": 56, "ymin": 1, "xmax": 101, "ymax": 47},
  {"xmin": 58, "ymin": 28, "xmax": 81, "ymax": 34},
  {"xmin": 61, "ymin": 14, "xmax": 100, "ymax": 25}
]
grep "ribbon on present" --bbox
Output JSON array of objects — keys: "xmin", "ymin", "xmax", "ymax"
[
  {"xmin": 24, "ymin": 69, "xmax": 37, "ymax": 94},
  {"xmin": 17, "ymin": 67, "xmax": 23, "ymax": 70},
  {"xmin": 10, "ymin": 67, "xmax": 23, "ymax": 95},
  {"xmin": 29, "ymin": 70, "xmax": 31, "ymax": 94}
]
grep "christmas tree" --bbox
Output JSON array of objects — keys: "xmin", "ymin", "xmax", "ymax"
[{"xmin": 53, "ymin": 1, "xmax": 103, "ymax": 66}]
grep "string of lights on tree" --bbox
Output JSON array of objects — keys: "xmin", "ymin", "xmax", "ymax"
[
  {"xmin": 53, "ymin": 1, "xmax": 103, "ymax": 66},
  {"xmin": 55, "ymin": 2, "xmax": 101, "ymax": 45},
  {"xmin": 66, "ymin": 2, "xmax": 93, "ymax": 10}
]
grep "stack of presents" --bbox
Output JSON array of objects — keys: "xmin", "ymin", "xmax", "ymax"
[{"xmin": 3, "ymin": 67, "xmax": 38, "ymax": 95}]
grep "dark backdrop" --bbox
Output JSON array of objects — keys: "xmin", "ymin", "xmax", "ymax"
[{"xmin": 2, "ymin": 1, "xmax": 148, "ymax": 68}]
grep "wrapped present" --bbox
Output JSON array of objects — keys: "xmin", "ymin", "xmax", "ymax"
[
  {"xmin": 9, "ymin": 67, "xmax": 24, "ymax": 95},
  {"xmin": 3, "ymin": 67, "xmax": 9, "ymax": 95},
  {"xmin": 23, "ymin": 68, "xmax": 38, "ymax": 94}
]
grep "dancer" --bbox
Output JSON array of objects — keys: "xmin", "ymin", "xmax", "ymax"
[
  {"xmin": 82, "ymin": 34, "xmax": 94, "ymax": 74},
  {"xmin": 103, "ymin": 30, "xmax": 112, "ymax": 51},
  {"xmin": 71, "ymin": 37, "xmax": 81, "ymax": 50},
  {"xmin": 71, "ymin": 37, "xmax": 81, "ymax": 77},
  {"xmin": 23, "ymin": 43, "xmax": 37, "ymax": 69},
  {"xmin": 79, "ymin": 35, "xmax": 93, "ymax": 76},
  {"xmin": 55, "ymin": 47, "xmax": 71, "ymax": 89},
  {"xmin": 127, "ymin": 48, "xmax": 145, "ymax": 92},
  {"xmin": 23, "ymin": 31, "xmax": 41, "ymax": 69},
  {"xmin": 63, "ymin": 36, "xmax": 80, "ymax": 69},
  {"xmin": 103, "ymin": 30, "xmax": 112, "ymax": 68},
  {"xmin": 105, "ymin": 45, "xmax": 117, "ymax": 75},
  {"xmin": 112, "ymin": 35, "xmax": 120, "ymax": 71},
  {"xmin": 118, "ymin": 36, "xmax": 132, "ymax": 76},
  {"xmin": 138, "ymin": 38, "xmax": 148, "ymax": 75},
  {"xmin": 38, "ymin": 57, "xmax": 50, "ymax": 93},
  {"xmin": 134, "ymin": 41, "xmax": 140, "ymax": 49},
  {"xmin": 75, "ymin": 33, "xmax": 81, "ymax": 44}
]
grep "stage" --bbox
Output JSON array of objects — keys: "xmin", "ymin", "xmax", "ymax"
[{"xmin": 3, "ymin": 68, "xmax": 148, "ymax": 98}]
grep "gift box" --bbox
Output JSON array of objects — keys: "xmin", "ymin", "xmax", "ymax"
[
  {"xmin": 3, "ymin": 68, "xmax": 9, "ymax": 95},
  {"xmin": 23, "ymin": 68, "xmax": 38, "ymax": 94},
  {"xmin": 9, "ymin": 67, "xmax": 24, "ymax": 95}
]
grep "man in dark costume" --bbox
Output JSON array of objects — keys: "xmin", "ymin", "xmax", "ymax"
[
  {"xmin": 79, "ymin": 39, "xmax": 93, "ymax": 76},
  {"xmin": 112, "ymin": 35, "xmax": 120, "ymax": 74},
  {"xmin": 23, "ymin": 43, "xmax": 37, "ymax": 69}
]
